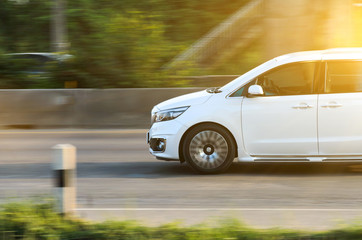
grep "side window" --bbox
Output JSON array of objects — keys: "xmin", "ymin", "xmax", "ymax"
[
  {"xmin": 257, "ymin": 62, "xmax": 316, "ymax": 96},
  {"xmin": 325, "ymin": 61, "xmax": 362, "ymax": 93},
  {"xmin": 230, "ymin": 80, "xmax": 256, "ymax": 97},
  {"xmin": 230, "ymin": 86, "xmax": 245, "ymax": 97}
]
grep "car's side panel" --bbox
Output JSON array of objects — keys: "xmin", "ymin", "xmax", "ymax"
[
  {"xmin": 177, "ymin": 94, "xmax": 246, "ymax": 159},
  {"xmin": 319, "ymin": 92, "xmax": 362, "ymax": 155},
  {"xmin": 242, "ymin": 95, "xmax": 319, "ymax": 156}
]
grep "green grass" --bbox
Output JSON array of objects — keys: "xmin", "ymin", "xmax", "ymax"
[{"xmin": 1, "ymin": 201, "xmax": 362, "ymax": 239}]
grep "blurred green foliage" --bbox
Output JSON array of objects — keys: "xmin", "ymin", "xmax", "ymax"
[
  {"xmin": 0, "ymin": 0, "xmax": 249, "ymax": 88},
  {"xmin": 0, "ymin": 54, "xmax": 32, "ymax": 88},
  {"xmin": 2, "ymin": 201, "xmax": 362, "ymax": 239}
]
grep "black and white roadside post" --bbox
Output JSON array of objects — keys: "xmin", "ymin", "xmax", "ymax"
[{"xmin": 53, "ymin": 144, "xmax": 76, "ymax": 216}]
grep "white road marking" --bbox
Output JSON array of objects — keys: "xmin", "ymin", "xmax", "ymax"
[{"xmin": 76, "ymin": 208, "xmax": 362, "ymax": 212}]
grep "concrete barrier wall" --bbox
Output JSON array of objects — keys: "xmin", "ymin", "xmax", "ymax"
[{"xmin": 0, "ymin": 88, "xmax": 204, "ymax": 129}]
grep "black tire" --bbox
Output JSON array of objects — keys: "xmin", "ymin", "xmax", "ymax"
[{"xmin": 182, "ymin": 124, "xmax": 236, "ymax": 174}]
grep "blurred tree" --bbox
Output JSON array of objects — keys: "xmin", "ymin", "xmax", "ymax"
[
  {"xmin": 64, "ymin": 9, "xmax": 183, "ymax": 87},
  {"xmin": 0, "ymin": 0, "xmax": 50, "ymax": 52},
  {"xmin": 0, "ymin": 0, "xmax": 249, "ymax": 88}
]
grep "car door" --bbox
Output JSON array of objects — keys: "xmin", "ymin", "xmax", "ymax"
[
  {"xmin": 318, "ymin": 60, "xmax": 362, "ymax": 155},
  {"xmin": 242, "ymin": 62, "xmax": 319, "ymax": 156}
]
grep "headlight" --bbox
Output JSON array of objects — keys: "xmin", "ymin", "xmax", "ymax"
[{"xmin": 152, "ymin": 106, "xmax": 189, "ymax": 124}]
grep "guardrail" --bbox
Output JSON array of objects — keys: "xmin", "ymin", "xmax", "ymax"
[{"xmin": 0, "ymin": 88, "xmax": 204, "ymax": 129}]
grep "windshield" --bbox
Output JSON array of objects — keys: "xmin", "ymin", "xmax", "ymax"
[{"xmin": 219, "ymin": 58, "xmax": 277, "ymax": 92}]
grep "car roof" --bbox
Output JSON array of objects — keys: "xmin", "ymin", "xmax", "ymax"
[
  {"xmin": 220, "ymin": 48, "xmax": 362, "ymax": 92},
  {"xmin": 275, "ymin": 48, "xmax": 362, "ymax": 64}
]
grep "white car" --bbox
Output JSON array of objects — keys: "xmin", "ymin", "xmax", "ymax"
[{"xmin": 148, "ymin": 48, "xmax": 362, "ymax": 173}]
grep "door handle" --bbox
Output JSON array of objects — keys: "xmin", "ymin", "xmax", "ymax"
[
  {"xmin": 321, "ymin": 102, "xmax": 342, "ymax": 108},
  {"xmin": 292, "ymin": 103, "xmax": 313, "ymax": 109}
]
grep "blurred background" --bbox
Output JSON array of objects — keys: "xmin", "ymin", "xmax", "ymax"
[
  {"xmin": 0, "ymin": 0, "xmax": 361, "ymax": 89},
  {"xmin": 2, "ymin": 1, "xmax": 362, "ymax": 233}
]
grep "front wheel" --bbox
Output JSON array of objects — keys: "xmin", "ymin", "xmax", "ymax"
[{"xmin": 182, "ymin": 124, "xmax": 236, "ymax": 174}]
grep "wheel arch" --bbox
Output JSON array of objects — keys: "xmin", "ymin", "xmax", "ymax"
[{"xmin": 178, "ymin": 122, "xmax": 238, "ymax": 163}]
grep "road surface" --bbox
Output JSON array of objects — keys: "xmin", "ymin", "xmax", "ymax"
[{"xmin": 1, "ymin": 129, "xmax": 362, "ymax": 230}]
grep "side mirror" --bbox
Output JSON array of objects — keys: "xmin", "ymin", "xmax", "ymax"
[{"xmin": 247, "ymin": 85, "xmax": 264, "ymax": 97}]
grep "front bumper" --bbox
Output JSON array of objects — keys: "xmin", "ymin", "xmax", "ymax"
[{"xmin": 147, "ymin": 119, "xmax": 188, "ymax": 161}]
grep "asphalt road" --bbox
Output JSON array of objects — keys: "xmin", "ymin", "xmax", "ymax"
[{"xmin": 1, "ymin": 129, "xmax": 362, "ymax": 230}]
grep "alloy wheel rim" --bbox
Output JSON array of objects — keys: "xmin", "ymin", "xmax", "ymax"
[{"xmin": 189, "ymin": 130, "xmax": 228, "ymax": 169}]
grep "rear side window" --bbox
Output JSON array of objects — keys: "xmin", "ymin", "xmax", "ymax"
[{"xmin": 325, "ymin": 61, "xmax": 362, "ymax": 93}]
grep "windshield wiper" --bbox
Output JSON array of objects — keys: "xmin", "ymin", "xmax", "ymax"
[{"xmin": 206, "ymin": 87, "xmax": 222, "ymax": 94}]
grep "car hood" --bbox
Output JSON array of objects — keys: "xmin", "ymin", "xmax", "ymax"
[{"xmin": 155, "ymin": 90, "xmax": 212, "ymax": 111}]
